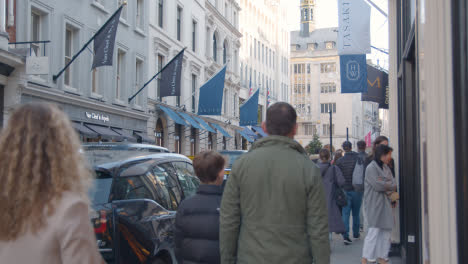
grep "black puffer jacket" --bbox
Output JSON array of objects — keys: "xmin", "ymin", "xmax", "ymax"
[
  {"xmin": 175, "ymin": 184, "xmax": 223, "ymax": 264},
  {"xmin": 336, "ymin": 151, "xmax": 359, "ymax": 191}
]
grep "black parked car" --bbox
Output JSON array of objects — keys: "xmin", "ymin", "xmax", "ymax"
[{"xmin": 86, "ymin": 148, "xmax": 199, "ymax": 264}]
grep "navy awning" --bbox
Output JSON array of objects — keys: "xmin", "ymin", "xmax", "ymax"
[
  {"xmin": 211, "ymin": 123, "xmax": 232, "ymax": 138},
  {"xmin": 252, "ymin": 126, "xmax": 268, "ymax": 137},
  {"xmin": 159, "ymin": 105, "xmax": 187, "ymax": 126},
  {"xmin": 178, "ymin": 112, "xmax": 203, "ymax": 130},
  {"xmin": 72, "ymin": 122, "xmax": 98, "ymax": 137},
  {"xmin": 239, "ymin": 127, "xmax": 255, "ymax": 143},
  {"xmin": 134, "ymin": 131, "xmax": 155, "ymax": 144},
  {"xmin": 192, "ymin": 116, "xmax": 216, "ymax": 133},
  {"xmin": 85, "ymin": 123, "xmax": 123, "ymax": 141},
  {"xmin": 111, "ymin": 128, "xmax": 138, "ymax": 142}
]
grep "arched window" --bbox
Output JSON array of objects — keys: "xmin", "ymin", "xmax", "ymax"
[
  {"xmin": 223, "ymin": 41, "xmax": 227, "ymax": 64},
  {"xmin": 213, "ymin": 34, "xmax": 217, "ymax": 62}
]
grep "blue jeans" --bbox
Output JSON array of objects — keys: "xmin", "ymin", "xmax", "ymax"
[{"xmin": 342, "ymin": 191, "xmax": 363, "ymax": 239}]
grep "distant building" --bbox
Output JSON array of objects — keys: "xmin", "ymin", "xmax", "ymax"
[
  {"xmin": 238, "ymin": 0, "xmax": 291, "ymax": 126},
  {"xmin": 289, "ymin": 0, "xmax": 379, "ymax": 150},
  {"xmin": 148, "ymin": 0, "xmax": 243, "ymax": 155}
]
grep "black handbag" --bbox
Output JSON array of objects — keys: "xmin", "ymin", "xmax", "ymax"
[{"xmin": 332, "ymin": 166, "xmax": 348, "ymax": 207}]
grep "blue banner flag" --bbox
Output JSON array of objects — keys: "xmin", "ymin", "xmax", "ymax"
[
  {"xmin": 198, "ymin": 66, "xmax": 227, "ymax": 115},
  {"xmin": 240, "ymin": 89, "xmax": 260, "ymax": 126},
  {"xmin": 340, "ymin": 54, "xmax": 367, "ymax": 93},
  {"xmin": 361, "ymin": 65, "xmax": 389, "ymax": 109}
]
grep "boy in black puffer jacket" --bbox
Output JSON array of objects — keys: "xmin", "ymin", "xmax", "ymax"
[{"xmin": 175, "ymin": 151, "xmax": 226, "ymax": 264}]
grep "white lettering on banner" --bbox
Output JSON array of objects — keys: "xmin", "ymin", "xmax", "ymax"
[
  {"xmin": 346, "ymin": 60, "xmax": 360, "ymax": 81},
  {"xmin": 85, "ymin": 112, "xmax": 110, "ymax": 123},
  {"xmin": 170, "ymin": 59, "xmax": 179, "ymax": 95},
  {"xmin": 102, "ymin": 20, "xmax": 116, "ymax": 65},
  {"xmin": 342, "ymin": 2, "xmax": 351, "ymax": 48}
]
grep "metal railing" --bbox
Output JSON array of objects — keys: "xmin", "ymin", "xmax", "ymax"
[{"xmin": 8, "ymin": 40, "xmax": 51, "ymax": 56}]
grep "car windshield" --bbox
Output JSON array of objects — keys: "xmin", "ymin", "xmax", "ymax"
[{"xmin": 89, "ymin": 169, "xmax": 113, "ymax": 205}]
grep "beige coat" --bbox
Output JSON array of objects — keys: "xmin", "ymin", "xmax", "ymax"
[{"xmin": 0, "ymin": 192, "xmax": 104, "ymax": 264}]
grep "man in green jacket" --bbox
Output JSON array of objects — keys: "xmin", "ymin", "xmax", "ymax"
[{"xmin": 220, "ymin": 102, "xmax": 330, "ymax": 264}]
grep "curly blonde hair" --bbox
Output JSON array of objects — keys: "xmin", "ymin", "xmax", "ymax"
[{"xmin": 0, "ymin": 103, "xmax": 91, "ymax": 240}]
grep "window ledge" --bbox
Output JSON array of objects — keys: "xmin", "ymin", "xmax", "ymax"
[
  {"xmin": 119, "ymin": 18, "xmax": 129, "ymax": 27},
  {"xmin": 132, "ymin": 104, "xmax": 144, "ymax": 112},
  {"xmin": 91, "ymin": 2, "xmax": 109, "ymax": 14},
  {"xmin": 28, "ymin": 75, "xmax": 50, "ymax": 86},
  {"xmin": 63, "ymin": 85, "xmax": 81, "ymax": 96},
  {"xmin": 113, "ymin": 99, "xmax": 127, "ymax": 107},
  {"xmin": 90, "ymin": 92, "xmax": 105, "ymax": 101},
  {"xmin": 134, "ymin": 27, "xmax": 146, "ymax": 37}
]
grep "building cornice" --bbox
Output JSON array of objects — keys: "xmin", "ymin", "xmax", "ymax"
[
  {"xmin": 205, "ymin": 1, "xmax": 242, "ymax": 38},
  {"xmin": 23, "ymin": 83, "xmax": 150, "ymax": 121}
]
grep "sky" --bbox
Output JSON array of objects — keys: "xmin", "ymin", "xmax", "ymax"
[{"xmin": 286, "ymin": 0, "xmax": 389, "ymax": 70}]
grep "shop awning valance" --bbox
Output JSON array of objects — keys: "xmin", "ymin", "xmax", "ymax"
[
  {"xmin": 239, "ymin": 127, "xmax": 257, "ymax": 143},
  {"xmin": 178, "ymin": 112, "xmax": 204, "ymax": 130},
  {"xmin": 72, "ymin": 122, "xmax": 98, "ymax": 137},
  {"xmin": 210, "ymin": 123, "xmax": 232, "ymax": 138},
  {"xmin": 192, "ymin": 116, "xmax": 216, "ymax": 133},
  {"xmin": 159, "ymin": 105, "xmax": 187, "ymax": 126},
  {"xmin": 134, "ymin": 131, "xmax": 155, "ymax": 144},
  {"xmin": 111, "ymin": 128, "xmax": 138, "ymax": 142},
  {"xmin": 85, "ymin": 123, "xmax": 123, "ymax": 141},
  {"xmin": 252, "ymin": 126, "xmax": 268, "ymax": 138}
]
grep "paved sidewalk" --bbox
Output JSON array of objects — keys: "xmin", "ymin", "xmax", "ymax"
[{"xmin": 330, "ymin": 234, "xmax": 402, "ymax": 264}]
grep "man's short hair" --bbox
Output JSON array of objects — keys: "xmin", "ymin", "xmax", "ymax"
[
  {"xmin": 266, "ymin": 102, "xmax": 297, "ymax": 136},
  {"xmin": 342, "ymin": 141, "xmax": 352, "ymax": 151},
  {"xmin": 193, "ymin": 151, "xmax": 226, "ymax": 183},
  {"xmin": 357, "ymin": 140, "xmax": 366, "ymax": 151},
  {"xmin": 319, "ymin": 148, "xmax": 331, "ymax": 161}
]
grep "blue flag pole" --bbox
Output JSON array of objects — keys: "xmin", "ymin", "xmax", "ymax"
[{"xmin": 53, "ymin": 4, "xmax": 125, "ymax": 82}]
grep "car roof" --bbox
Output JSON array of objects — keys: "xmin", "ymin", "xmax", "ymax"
[
  {"xmin": 219, "ymin": 150, "xmax": 248, "ymax": 154},
  {"xmin": 95, "ymin": 153, "xmax": 192, "ymax": 172},
  {"xmin": 83, "ymin": 142, "xmax": 170, "ymax": 152}
]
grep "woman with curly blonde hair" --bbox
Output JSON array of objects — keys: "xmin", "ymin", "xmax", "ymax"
[{"xmin": 0, "ymin": 103, "xmax": 104, "ymax": 264}]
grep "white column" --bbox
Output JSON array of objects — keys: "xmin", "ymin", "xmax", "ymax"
[
  {"xmin": 0, "ymin": 0, "xmax": 5, "ymax": 32},
  {"xmin": 0, "ymin": 0, "xmax": 9, "ymax": 50},
  {"xmin": 7, "ymin": 0, "xmax": 13, "ymax": 26}
]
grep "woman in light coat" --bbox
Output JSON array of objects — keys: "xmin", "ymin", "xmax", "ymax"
[
  {"xmin": 317, "ymin": 148, "xmax": 346, "ymax": 236},
  {"xmin": 0, "ymin": 103, "xmax": 104, "ymax": 264},
  {"xmin": 362, "ymin": 145, "xmax": 397, "ymax": 264}
]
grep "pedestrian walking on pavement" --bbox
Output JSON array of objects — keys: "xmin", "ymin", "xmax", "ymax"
[
  {"xmin": 174, "ymin": 151, "xmax": 226, "ymax": 264},
  {"xmin": 336, "ymin": 141, "xmax": 363, "ymax": 245},
  {"xmin": 220, "ymin": 102, "xmax": 330, "ymax": 264},
  {"xmin": 362, "ymin": 145, "xmax": 397, "ymax": 264},
  {"xmin": 317, "ymin": 148, "xmax": 346, "ymax": 237},
  {"xmin": 366, "ymin": 136, "xmax": 395, "ymax": 177},
  {"xmin": 357, "ymin": 140, "xmax": 369, "ymax": 233},
  {"xmin": 332, "ymin": 149, "xmax": 344, "ymax": 165},
  {"xmin": 0, "ymin": 103, "xmax": 104, "ymax": 264}
]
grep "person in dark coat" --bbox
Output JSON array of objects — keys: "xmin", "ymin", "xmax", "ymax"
[
  {"xmin": 175, "ymin": 151, "xmax": 226, "ymax": 264},
  {"xmin": 317, "ymin": 148, "xmax": 346, "ymax": 237},
  {"xmin": 335, "ymin": 141, "xmax": 361, "ymax": 244}
]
